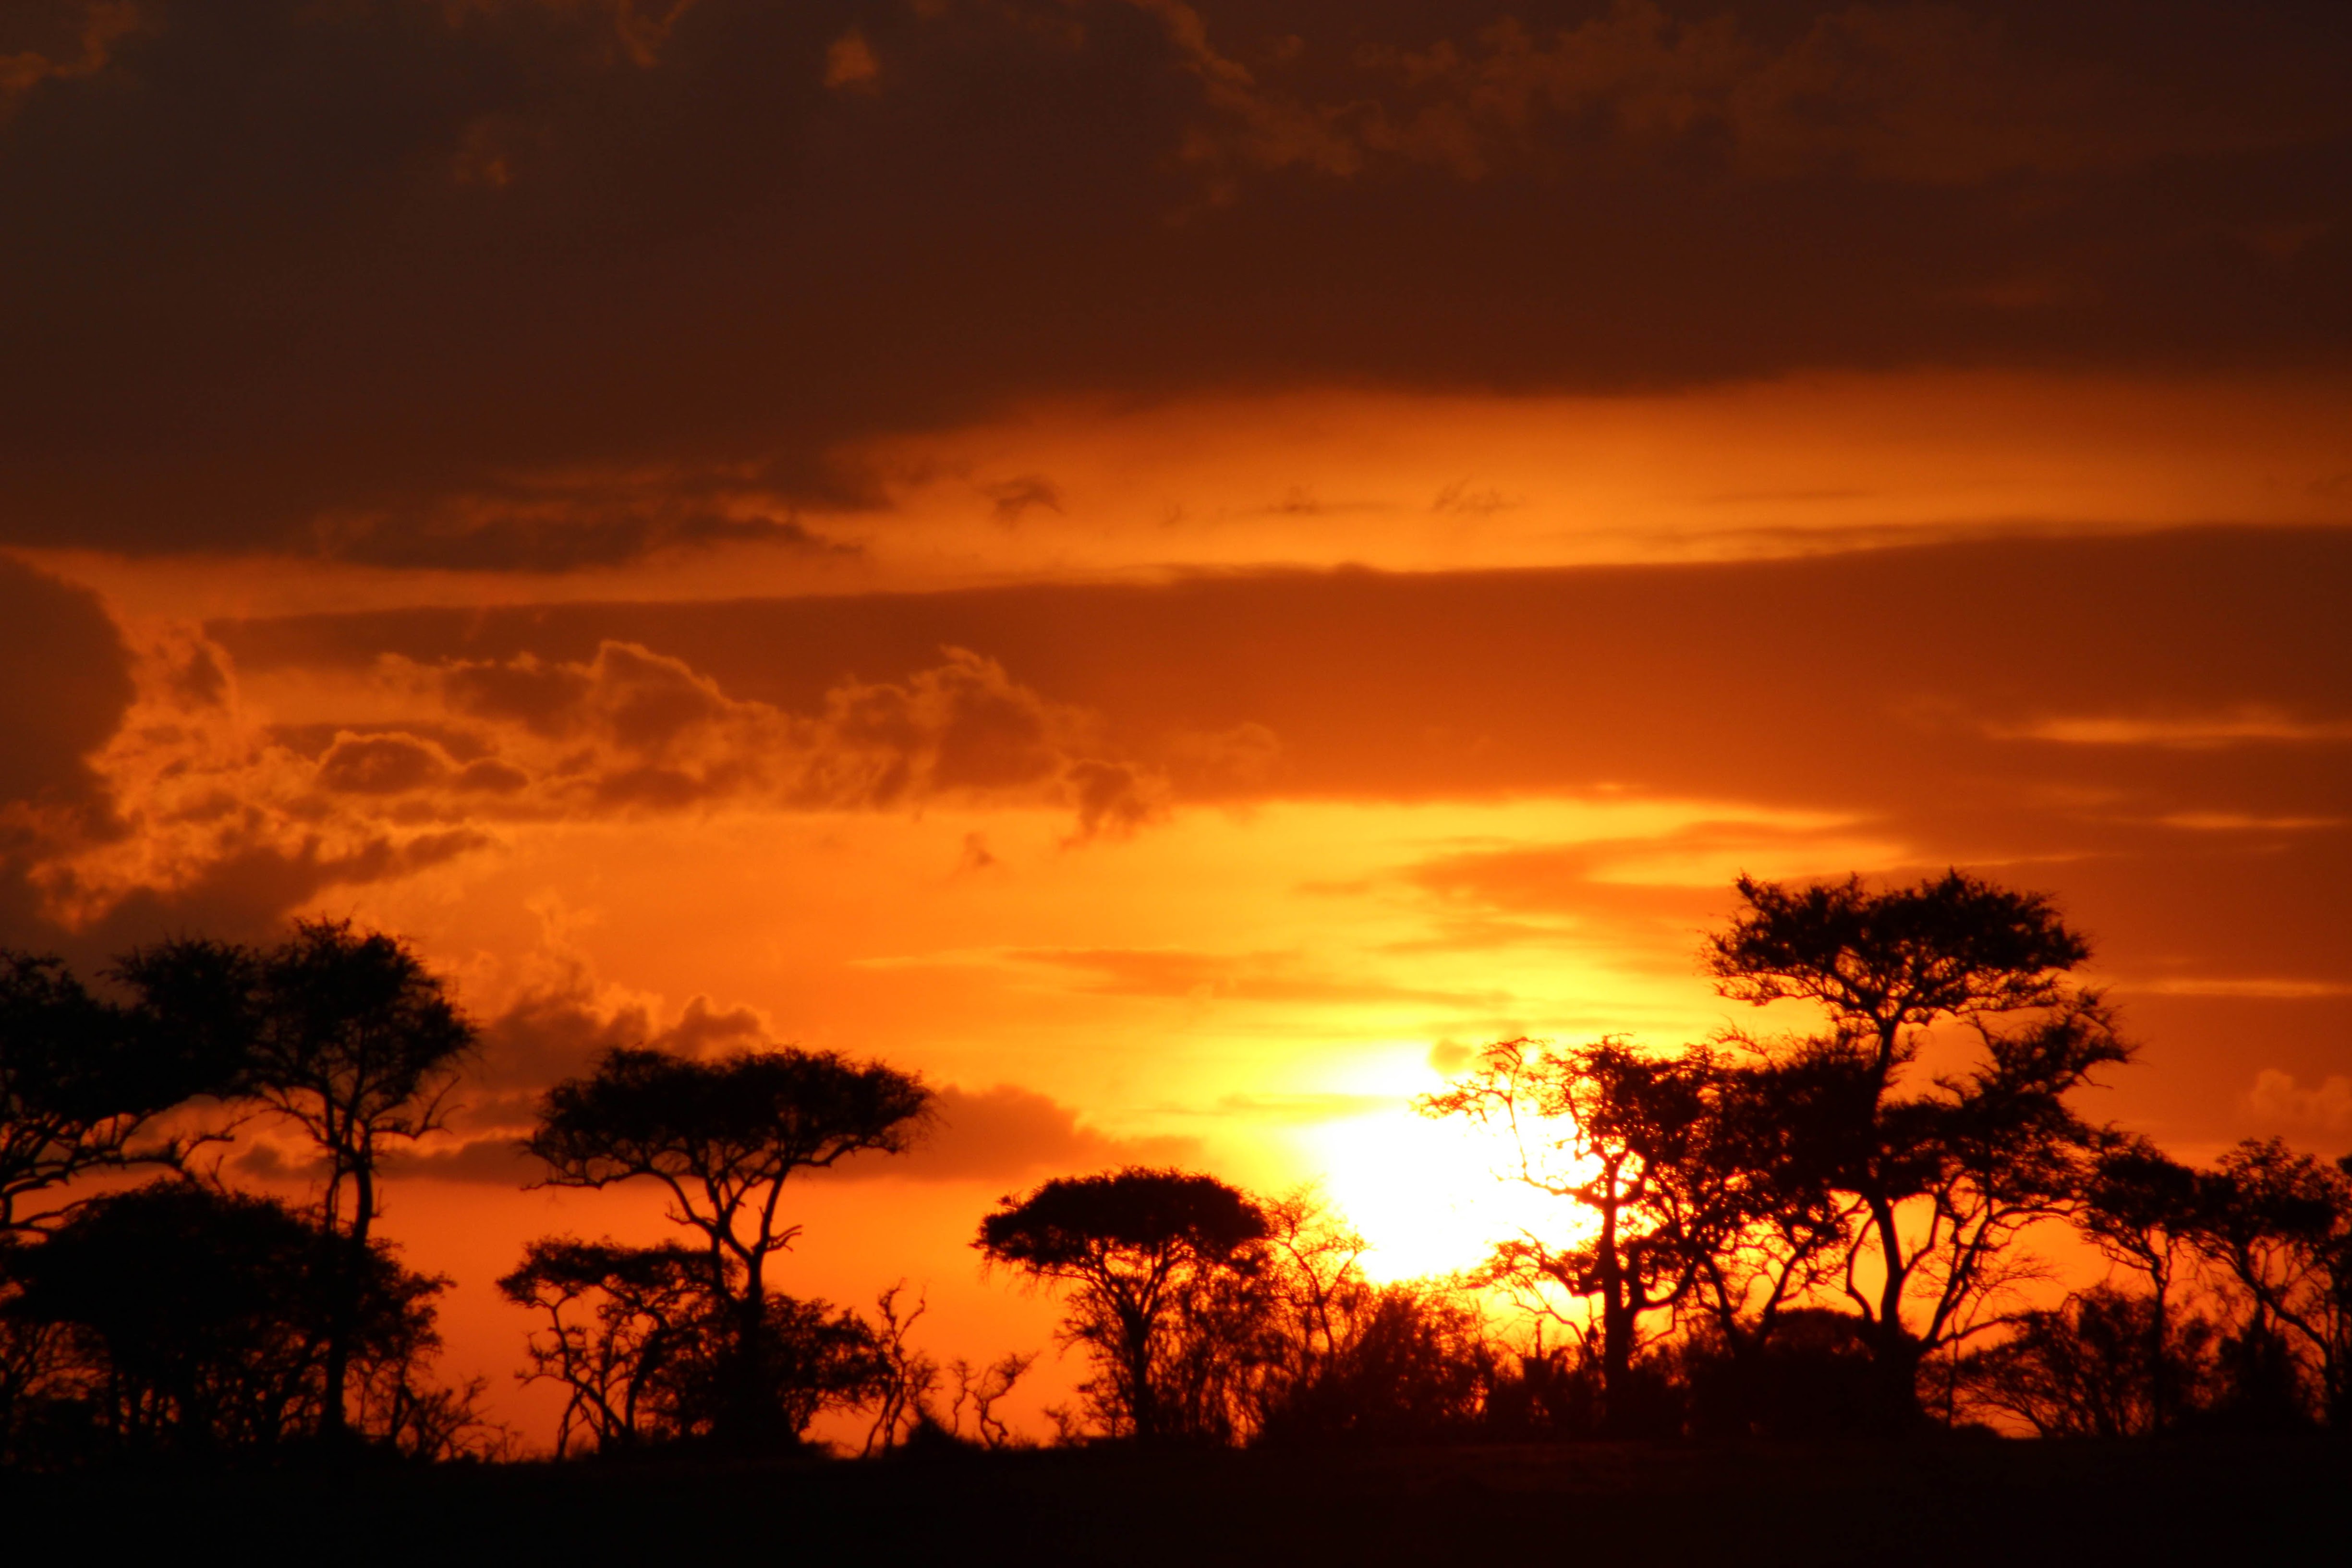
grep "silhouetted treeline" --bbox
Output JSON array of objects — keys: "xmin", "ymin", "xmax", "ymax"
[{"xmin": 5, "ymin": 875, "xmax": 2351, "ymax": 1470}]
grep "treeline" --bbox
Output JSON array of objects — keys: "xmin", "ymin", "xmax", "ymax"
[{"xmin": 3, "ymin": 874, "xmax": 2349, "ymax": 1468}]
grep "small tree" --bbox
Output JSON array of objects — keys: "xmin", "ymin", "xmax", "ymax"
[
  {"xmin": 1705, "ymin": 870, "xmax": 2126, "ymax": 1428},
  {"xmin": 2191, "ymin": 1138, "xmax": 2352, "ymax": 1426},
  {"xmin": 1953, "ymin": 1283, "xmax": 2221, "ymax": 1438},
  {"xmin": 2079, "ymin": 1134, "xmax": 2207, "ymax": 1431},
  {"xmin": 977, "ymin": 1167, "xmax": 1269, "ymax": 1442},
  {"xmin": 1421, "ymin": 1036, "xmax": 1714, "ymax": 1435},
  {"xmin": 526, "ymin": 1044, "xmax": 929, "ymax": 1445},
  {"xmin": 499, "ymin": 1237, "xmax": 716, "ymax": 1455}
]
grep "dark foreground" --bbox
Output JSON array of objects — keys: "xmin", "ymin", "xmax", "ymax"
[{"xmin": 9, "ymin": 1438, "xmax": 2348, "ymax": 1566}]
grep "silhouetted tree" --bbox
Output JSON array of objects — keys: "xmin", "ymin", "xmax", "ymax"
[
  {"xmin": 939, "ymin": 1349, "xmax": 1037, "ymax": 1449},
  {"xmin": 1645, "ymin": 1056, "xmax": 1855, "ymax": 1436},
  {"xmin": 2079, "ymin": 1134, "xmax": 2207, "ymax": 1430},
  {"xmin": 1706, "ymin": 870, "xmax": 2126, "ymax": 1428},
  {"xmin": 1, "ymin": 951, "xmax": 242, "ymax": 1236},
  {"xmin": 861, "ymin": 1281, "xmax": 940, "ymax": 1455},
  {"xmin": 1254, "ymin": 1277, "xmax": 1493, "ymax": 1446},
  {"xmin": 499, "ymin": 1232, "xmax": 887, "ymax": 1453},
  {"xmin": 4, "ymin": 1180, "xmax": 449, "ymax": 1460},
  {"xmin": 977, "ymin": 1167, "xmax": 1268, "ymax": 1442},
  {"xmin": 1679, "ymin": 1306, "xmax": 1876, "ymax": 1440},
  {"xmin": 1421, "ymin": 1036, "xmax": 1714, "ymax": 1435},
  {"xmin": 115, "ymin": 922, "xmax": 477, "ymax": 1441},
  {"xmin": 2190, "ymin": 1138, "xmax": 2352, "ymax": 1426},
  {"xmin": 1954, "ymin": 1283, "xmax": 2222, "ymax": 1438},
  {"xmin": 499, "ymin": 1237, "xmax": 717, "ymax": 1455},
  {"xmin": 526, "ymin": 1044, "xmax": 930, "ymax": 1445}
]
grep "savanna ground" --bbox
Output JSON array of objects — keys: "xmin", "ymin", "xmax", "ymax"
[{"xmin": 9, "ymin": 1436, "xmax": 2346, "ymax": 1566}]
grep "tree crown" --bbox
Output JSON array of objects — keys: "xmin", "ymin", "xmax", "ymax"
[
  {"xmin": 977, "ymin": 1167, "xmax": 1268, "ymax": 1277},
  {"xmin": 1707, "ymin": 870, "xmax": 2091, "ymax": 1036},
  {"xmin": 528, "ymin": 1045, "xmax": 933, "ymax": 1191}
]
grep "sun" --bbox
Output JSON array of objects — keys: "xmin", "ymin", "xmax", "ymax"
[{"xmin": 1295, "ymin": 1063, "xmax": 1583, "ymax": 1285}]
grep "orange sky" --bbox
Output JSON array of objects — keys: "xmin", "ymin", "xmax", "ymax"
[{"xmin": 3, "ymin": 0, "xmax": 2349, "ymax": 1446}]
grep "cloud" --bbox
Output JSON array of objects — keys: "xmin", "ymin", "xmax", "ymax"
[
  {"xmin": 0, "ymin": 0, "xmax": 144, "ymax": 125},
  {"xmin": 1993, "ymin": 710, "xmax": 2352, "ymax": 748},
  {"xmin": 824, "ymin": 1082, "xmax": 1198, "ymax": 1184},
  {"xmin": 978, "ymin": 474, "xmax": 1063, "ymax": 525},
  {"xmin": 2246, "ymin": 1069, "xmax": 2352, "ymax": 1137},
  {"xmin": 0, "ymin": 554, "xmax": 134, "ymax": 828},
  {"xmin": 2, "ymin": 2, "xmax": 2347, "ymax": 565},
  {"xmin": 0, "ymin": 553, "xmax": 138, "ymax": 948},
  {"xmin": 1010, "ymin": 945, "xmax": 1498, "ymax": 1007},
  {"xmin": 30, "ymin": 631, "xmax": 1168, "ymax": 937}
]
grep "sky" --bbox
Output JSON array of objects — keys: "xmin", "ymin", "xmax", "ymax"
[{"xmin": 3, "ymin": 0, "xmax": 2350, "ymax": 1443}]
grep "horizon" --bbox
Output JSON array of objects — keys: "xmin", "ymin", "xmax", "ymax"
[{"xmin": 2, "ymin": 0, "xmax": 2348, "ymax": 1455}]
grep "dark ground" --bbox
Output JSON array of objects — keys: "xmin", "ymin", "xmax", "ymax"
[{"xmin": 8, "ymin": 1437, "xmax": 2347, "ymax": 1565}]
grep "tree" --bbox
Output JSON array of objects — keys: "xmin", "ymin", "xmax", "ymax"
[
  {"xmin": 525, "ymin": 1044, "xmax": 930, "ymax": 1445},
  {"xmin": 1670, "ymin": 1057, "xmax": 1852, "ymax": 1432},
  {"xmin": 499, "ymin": 1237, "xmax": 716, "ymax": 1455},
  {"xmin": 121, "ymin": 921, "xmax": 478, "ymax": 1442},
  {"xmin": 4, "ymin": 1180, "xmax": 450, "ymax": 1460},
  {"xmin": 2191, "ymin": 1138, "xmax": 2352, "ymax": 1427},
  {"xmin": 977, "ymin": 1167, "xmax": 1269, "ymax": 1442},
  {"xmin": 1, "ymin": 950, "xmax": 243, "ymax": 1237},
  {"xmin": 1420, "ymin": 1036, "xmax": 1715, "ymax": 1435},
  {"xmin": 1953, "ymin": 1283, "xmax": 2221, "ymax": 1438},
  {"xmin": 2079, "ymin": 1134, "xmax": 2207, "ymax": 1431},
  {"xmin": 1705, "ymin": 870, "xmax": 2126, "ymax": 1428}
]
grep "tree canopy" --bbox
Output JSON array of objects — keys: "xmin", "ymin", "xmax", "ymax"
[
  {"xmin": 979, "ymin": 1167, "xmax": 1268, "ymax": 1441},
  {"xmin": 525, "ymin": 1044, "xmax": 930, "ymax": 1446}
]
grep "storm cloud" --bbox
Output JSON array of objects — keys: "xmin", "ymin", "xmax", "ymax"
[{"xmin": 3, "ymin": 0, "xmax": 2347, "ymax": 567}]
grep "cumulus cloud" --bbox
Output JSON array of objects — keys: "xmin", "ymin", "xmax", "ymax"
[
  {"xmin": 401, "ymin": 638, "xmax": 1167, "ymax": 825},
  {"xmin": 2247, "ymin": 1068, "xmax": 2352, "ymax": 1137},
  {"xmin": 33, "ymin": 628, "xmax": 1165, "ymax": 937}
]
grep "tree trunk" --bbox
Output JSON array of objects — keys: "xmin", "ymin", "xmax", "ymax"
[
  {"xmin": 319, "ymin": 1156, "xmax": 372, "ymax": 1444},
  {"xmin": 1596, "ymin": 1190, "xmax": 1637, "ymax": 1436},
  {"xmin": 1865, "ymin": 1192, "xmax": 1922, "ymax": 1432}
]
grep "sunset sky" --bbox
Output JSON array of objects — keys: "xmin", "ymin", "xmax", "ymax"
[{"xmin": 3, "ymin": 0, "xmax": 2349, "ymax": 1441}]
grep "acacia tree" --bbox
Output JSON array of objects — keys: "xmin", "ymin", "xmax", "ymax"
[
  {"xmin": 525, "ymin": 1044, "xmax": 930, "ymax": 1445},
  {"xmin": 1706, "ymin": 870, "xmax": 2127, "ymax": 1428},
  {"xmin": 2191, "ymin": 1138, "xmax": 2352, "ymax": 1426},
  {"xmin": 1, "ymin": 950, "xmax": 244, "ymax": 1237},
  {"xmin": 1421, "ymin": 1036, "xmax": 1715, "ymax": 1434},
  {"xmin": 976, "ymin": 1167, "xmax": 1269, "ymax": 1442},
  {"xmin": 498, "ymin": 1237, "xmax": 716, "ymax": 1455},
  {"xmin": 119, "ymin": 922, "xmax": 478, "ymax": 1442},
  {"xmin": 2079, "ymin": 1133, "xmax": 2208, "ymax": 1431}
]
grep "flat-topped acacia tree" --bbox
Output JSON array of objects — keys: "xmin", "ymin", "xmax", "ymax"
[
  {"xmin": 1706, "ymin": 870, "xmax": 2128, "ymax": 1429},
  {"xmin": 977, "ymin": 1167, "xmax": 1268, "ymax": 1441},
  {"xmin": 525, "ymin": 1045, "xmax": 931, "ymax": 1442}
]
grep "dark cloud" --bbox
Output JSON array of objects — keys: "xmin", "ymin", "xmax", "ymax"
[
  {"xmin": 314, "ymin": 731, "xmax": 457, "ymax": 795},
  {"xmin": 0, "ymin": 554, "xmax": 135, "ymax": 949},
  {"xmin": 0, "ymin": 553, "xmax": 133, "ymax": 823},
  {"xmin": 823, "ymin": 1082, "xmax": 1199, "ymax": 1184},
  {"xmin": 2, "ymin": 1, "xmax": 2347, "ymax": 566}
]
